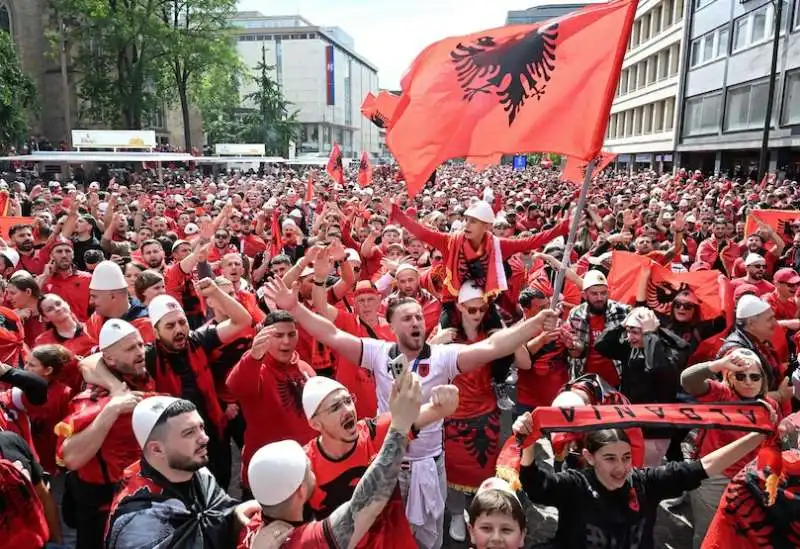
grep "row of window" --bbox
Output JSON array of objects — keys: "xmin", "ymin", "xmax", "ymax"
[
  {"xmin": 627, "ymin": 0, "xmax": 685, "ymax": 51},
  {"xmin": 238, "ymin": 32, "xmax": 319, "ymax": 42},
  {"xmin": 0, "ymin": 4, "xmax": 10, "ymax": 34},
  {"xmin": 607, "ymin": 97, "xmax": 677, "ymax": 139},
  {"xmin": 617, "ymin": 44, "xmax": 681, "ymax": 97},
  {"xmin": 683, "ymin": 71, "xmax": 800, "ymax": 137}
]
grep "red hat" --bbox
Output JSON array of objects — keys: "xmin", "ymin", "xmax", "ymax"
[
  {"xmin": 774, "ymin": 268, "xmax": 800, "ymax": 285},
  {"xmin": 353, "ymin": 280, "xmax": 380, "ymax": 296},
  {"xmin": 734, "ymin": 284, "xmax": 759, "ymax": 301}
]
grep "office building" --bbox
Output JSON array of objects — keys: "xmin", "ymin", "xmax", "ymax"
[
  {"xmin": 604, "ymin": 0, "xmax": 687, "ymax": 172},
  {"xmin": 675, "ymin": 0, "xmax": 800, "ymax": 178},
  {"xmin": 506, "ymin": 4, "xmax": 590, "ymax": 24},
  {"xmin": 231, "ymin": 12, "xmax": 381, "ymax": 158}
]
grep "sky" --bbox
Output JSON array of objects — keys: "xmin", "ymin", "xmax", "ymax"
[{"xmin": 236, "ymin": 0, "xmax": 587, "ymax": 90}]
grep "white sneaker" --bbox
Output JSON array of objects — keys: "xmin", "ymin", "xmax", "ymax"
[{"xmin": 449, "ymin": 512, "xmax": 467, "ymax": 542}]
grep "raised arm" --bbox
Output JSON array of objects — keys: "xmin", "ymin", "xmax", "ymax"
[
  {"xmin": 310, "ymin": 251, "xmax": 339, "ymax": 322},
  {"xmin": 700, "ymin": 432, "xmax": 766, "ymax": 477},
  {"xmin": 390, "ymin": 203, "xmax": 449, "ymax": 252},
  {"xmin": 263, "ymin": 276, "xmax": 363, "ymax": 364},
  {"xmin": 456, "ymin": 310, "xmax": 558, "ymax": 373},
  {"xmin": 499, "ymin": 217, "xmax": 570, "ymax": 257},
  {"xmin": 195, "ymin": 278, "xmax": 251, "ymax": 344},
  {"xmin": 680, "ymin": 354, "xmax": 749, "ymax": 396}
]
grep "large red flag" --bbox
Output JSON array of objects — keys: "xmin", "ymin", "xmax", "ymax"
[
  {"xmin": 386, "ymin": 0, "xmax": 637, "ymax": 197},
  {"xmin": 562, "ymin": 152, "xmax": 617, "ymax": 184},
  {"xmin": 744, "ymin": 209, "xmax": 800, "ymax": 244},
  {"xmin": 607, "ymin": 251, "xmax": 724, "ymax": 321},
  {"xmin": 357, "ymin": 152, "xmax": 373, "ymax": 187},
  {"xmin": 326, "ymin": 143, "xmax": 345, "ymax": 185},
  {"xmin": 360, "ymin": 92, "xmax": 377, "ymax": 119}
]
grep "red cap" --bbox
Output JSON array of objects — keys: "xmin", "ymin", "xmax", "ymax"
[
  {"xmin": 774, "ymin": 268, "xmax": 800, "ymax": 285},
  {"xmin": 734, "ymin": 284, "xmax": 759, "ymax": 301}
]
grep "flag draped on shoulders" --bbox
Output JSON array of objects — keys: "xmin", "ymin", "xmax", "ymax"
[
  {"xmin": 387, "ymin": 0, "xmax": 637, "ymax": 196},
  {"xmin": 326, "ymin": 143, "xmax": 345, "ymax": 185}
]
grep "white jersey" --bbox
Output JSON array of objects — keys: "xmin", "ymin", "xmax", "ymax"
[{"xmin": 361, "ymin": 338, "xmax": 463, "ymax": 459}]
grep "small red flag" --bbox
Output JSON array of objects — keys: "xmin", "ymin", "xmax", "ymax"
[
  {"xmin": 357, "ymin": 152, "xmax": 373, "ymax": 187},
  {"xmin": 0, "ymin": 191, "xmax": 10, "ymax": 216},
  {"xmin": 269, "ymin": 209, "xmax": 283, "ymax": 257},
  {"xmin": 305, "ymin": 171, "xmax": 315, "ymax": 202},
  {"xmin": 744, "ymin": 209, "xmax": 800, "ymax": 244},
  {"xmin": 361, "ymin": 91, "xmax": 401, "ymax": 129},
  {"xmin": 386, "ymin": 0, "xmax": 637, "ymax": 197},
  {"xmin": 562, "ymin": 152, "xmax": 617, "ymax": 184},
  {"xmin": 326, "ymin": 143, "xmax": 345, "ymax": 185}
]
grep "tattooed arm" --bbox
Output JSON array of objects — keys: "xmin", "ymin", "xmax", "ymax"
[{"xmin": 326, "ymin": 368, "xmax": 422, "ymax": 549}]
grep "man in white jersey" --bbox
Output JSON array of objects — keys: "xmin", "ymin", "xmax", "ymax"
[{"xmin": 263, "ymin": 277, "xmax": 558, "ymax": 548}]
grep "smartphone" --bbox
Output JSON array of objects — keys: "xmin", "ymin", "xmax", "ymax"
[{"xmin": 388, "ymin": 354, "xmax": 409, "ymax": 379}]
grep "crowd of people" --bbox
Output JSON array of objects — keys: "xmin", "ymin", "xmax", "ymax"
[{"xmin": 0, "ymin": 160, "xmax": 798, "ymax": 549}]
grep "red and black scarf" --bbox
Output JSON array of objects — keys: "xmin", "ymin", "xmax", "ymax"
[{"xmin": 0, "ymin": 458, "xmax": 48, "ymax": 548}]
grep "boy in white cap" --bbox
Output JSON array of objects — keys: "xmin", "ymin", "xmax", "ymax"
[
  {"xmin": 56, "ymin": 319, "xmax": 154, "ymax": 549},
  {"xmin": 263, "ymin": 275, "xmax": 559, "ymax": 549},
  {"xmin": 239, "ymin": 367, "xmax": 424, "ymax": 549},
  {"xmin": 566, "ymin": 270, "xmax": 631, "ymax": 387},
  {"xmin": 302, "ymin": 375, "xmax": 460, "ymax": 549},
  {"xmin": 86, "ymin": 260, "xmax": 155, "ymax": 345},
  {"xmin": 106, "ymin": 397, "xmax": 258, "ymax": 548}
]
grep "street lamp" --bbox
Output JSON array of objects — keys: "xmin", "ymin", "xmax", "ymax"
[{"xmin": 757, "ymin": 0, "xmax": 784, "ymax": 181}]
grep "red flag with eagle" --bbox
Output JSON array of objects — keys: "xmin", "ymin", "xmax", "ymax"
[
  {"xmin": 562, "ymin": 151, "xmax": 617, "ymax": 184},
  {"xmin": 326, "ymin": 143, "xmax": 345, "ymax": 185},
  {"xmin": 361, "ymin": 90, "xmax": 401, "ymax": 129},
  {"xmin": 357, "ymin": 152, "xmax": 373, "ymax": 187},
  {"xmin": 744, "ymin": 209, "xmax": 800, "ymax": 245},
  {"xmin": 305, "ymin": 170, "xmax": 315, "ymax": 202},
  {"xmin": 386, "ymin": 0, "xmax": 637, "ymax": 197}
]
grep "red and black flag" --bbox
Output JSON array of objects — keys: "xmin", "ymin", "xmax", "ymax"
[
  {"xmin": 386, "ymin": 0, "xmax": 637, "ymax": 196},
  {"xmin": 561, "ymin": 151, "xmax": 617, "ymax": 184},
  {"xmin": 361, "ymin": 91, "xmax": 401, "ymax": 129},
  {"xmin": 326, "ymin": 143, "xmax": 345, "ymax": 186},
  {"xmin": 305, "ymin": 170, "xmax": 315, "ymax": 202},
  {"xmin": 744, "ymin": 209, "xmax": 800, "ymax": 244},
  {"xmin": 357, "ymin": 152, "xmax": 373, "ymax": 187}
]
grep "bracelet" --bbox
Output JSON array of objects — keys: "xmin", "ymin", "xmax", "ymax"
[{"xmin": 312, "ymin": 279, "xmax": 326, "ymax": 287}]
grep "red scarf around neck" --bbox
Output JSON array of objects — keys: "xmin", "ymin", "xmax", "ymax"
[{"xmin": 444, "ymin": 232, "xmax": 501, "ymax": 300}]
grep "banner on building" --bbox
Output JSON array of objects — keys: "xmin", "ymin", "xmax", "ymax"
[
  {"xmin": 325, "ymin": 45, "xmax": 335, "ymax": 106},
  {"xmin": 72, "ymin": 130, "xmax": 156, "ymax": 150},
  {"xmin": 214, "ymin": 144, "xmax": 266, "ymax": 156}
]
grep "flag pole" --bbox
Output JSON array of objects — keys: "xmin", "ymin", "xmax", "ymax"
[{"xmin": 551, "ymin": 158, "xmax": 598, "ymax": 308}]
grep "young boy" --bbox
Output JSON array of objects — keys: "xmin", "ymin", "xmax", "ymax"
[{"xmin": 467, "ymin": 477, "xmax": 527, "ymax": 549}]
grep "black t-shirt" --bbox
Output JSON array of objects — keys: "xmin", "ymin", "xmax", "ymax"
[
  {"xmin": 72, "ymin": 236, "xmax": 104, "ymax": 270},
  {"xmin": 520, "ymin": 459, "xmax": 707, "ymax": 549},
  {"xmin": 0, "ymin": 431, "xmax": 43, "ymax": 486}
]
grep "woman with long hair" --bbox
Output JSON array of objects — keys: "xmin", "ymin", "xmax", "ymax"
[
  {"xmin": 6, "ymin": 273, "xmax": 46, "ymax": 347},
  {"xmin": 133, "ymin": 269, "xmax": 166, "ymax": 306},
  {"xmin": 35, "ymin": 293, "xmax": 92, "ymax": 390}
]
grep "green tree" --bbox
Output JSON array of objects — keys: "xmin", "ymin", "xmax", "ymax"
[
  {"xmin": 52, "ymin": 0, "xmax": 167, "ymax": 129},
  {"xmin": 157, "ymin": 0, "xmax": 238, "ymax": 149},
  {"xmin": 242, "ymin": 44, "xmax": 300, "ymax": 156},
  {"xmin": 0, "ymin": 30, "xmax": 37, "ymax": 151},
  {"xmin": 193, "ymin": 63, "xmax": 249, "ymax": 146}
]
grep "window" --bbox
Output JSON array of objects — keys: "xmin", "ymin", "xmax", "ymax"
[
  {"xmin": 658, "ymin": 50, "xmax": 669, "ymax": 79},
  {"xmin": 683, "ymin": 92, "xmax": 722, "ymax": 136},
  {"xmin": 652, "ymin": 6, "xmax": 662, "ymax": 35},
  {"xmin": 690, "ymin": 26, "xmax": 729, "ymax": 67},
  {"xmin": 643, "ymin": 103, "xmax": 653, "ymax": 133},
  {"xmin": 0, "ymin": 3, "xmax": 10, "ymax": 35},
  {"xmin": 795, "ymin": 0, "xmax": 800, "ymax": 28},
  {"xmin": 654, "ymin": 100, "xmax": 665, "ymax": 131},
  {"xmin": 647, "ymin": 56, "xmax": 657, "ymax": 84},
  {"xmin": 782, "ymin": 70, "xmax": 800, "ymax": 125},
  {"xmin": 665, "ymin": 97, "xmax": 675, "ymax": 130},
  {"xmin": 637, "ymin": 61, "xmax": 646, "ymax": 88},
  {"xmin": 724, "ymin": 79, "xmax": 774, "ymax": 131},
  {"xmin": 732, "ymin": 3, "xmax": 786, "ymax": 53},
  {"xmin": 664, "ymin": 0, "xmax": 675, "ymax": 26},
  {"xmin": 695, "ymin": 0, "xmax": 715, "ymax": 11}
]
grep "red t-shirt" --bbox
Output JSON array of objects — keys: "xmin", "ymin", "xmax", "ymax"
[
  {"xmin": 238, "ymin": 512, "xmax": 333, "ymax": 548},
  {"xmin": 23, "ymin": 382, "xmax": 73, "ymax": 474},
  {"xmin": 730, "ymin": 277, "xmax": 775, "ymax": 297},
  {"xmin": 304, "ymin": 414, "xmax": 415, "ymax": 549},
  {"xmin": 40, "ymin": 271, "xmax": 92, "ymax": 322},
  {"xmin": 450, "ymin": 350, "xmax": 495, "ymax": 418},
  {"xmin": 696, "ymin": 380, "xmax": 780, "ymax": 478},
  {"xmin": 584, "ymin": 314, "xmax": 620, "ymax": 387},
  {"xmin": 517, "ymin": 342, "xmax": 569, "ymax": 409},
  {"xmin": 226, "ymin": 352, "xmax": 317, "ymax": 487},
  {"xmin": 763, "ymin": 291, "xmax": 797, "ymax": 320}
]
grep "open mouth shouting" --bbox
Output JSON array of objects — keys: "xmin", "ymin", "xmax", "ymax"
[{"xmin": 342, "ymin": 415, "xmax": 357, "ymax": 432}]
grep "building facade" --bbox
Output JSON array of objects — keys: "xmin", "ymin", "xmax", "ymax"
[
  {"xmin": 675, "ymin": 0, "xmax": 800, "ymax": 179},
  {"xmin": 603, "ymin": 0, "xmax": 687, "ymax": 172},
  {"xmin": 231, "ymin": 12, "xmax": 381, "ymax": 159},
  {"xmin": 506, "ymin": 4, "xmax": 590, "ymax": 24}
]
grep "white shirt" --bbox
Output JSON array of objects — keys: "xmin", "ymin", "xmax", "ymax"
[{"xmin": 361, "ymin": 338, "xmax": 463, "ymax": 459}]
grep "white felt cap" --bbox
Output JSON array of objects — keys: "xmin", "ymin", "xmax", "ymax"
[
  {"xmin": 0, "ymin": 248, "xmax": 20, "ymax": 267},
  {"xmin": 551, "ymin": 391, "xmax": 586, "ymax": 407},
  {"xmin": 132, "ymin": 396, "xmax": 180, "ymax": 448},
  {"xmin": 302, "ymin": 376, "xmax": 347, "ymax": 419},
  {"xmin": 458, "ymin": 281, "xmax": 484, "ymax": 304},
  {"xmin": 99, "ymin": 319, "xmax": 138, "ymax": 350},
  {"xmin": 583, "ymin": 270, "xmax": 608, "ymax": 289},
  {"xmin": 248, "ymin": 440, "xmax": 308, "ymax": 506},
  {"xmin": 464, "ymin": 200, "xmax": 495, "ymax": 224},
  {"xmin": 149, "ymin": 294, "xmax": 184, "ymax": 326},
  {"xmin": 345, "ymin": 249, "xmax": 361, "ymax": 263},
  {"xmin": 745, "ymin": 253, "xmax": 766, "ymax": 266},
  {"xmin": 396, "ymin": 263, "xmax": 419, "ymax": 277},
  {"xmin": 736, "ymin": 294, "xmax": 771, "ymax": 319},
  {"xmin": 90, "ymin": 260, "xmax": 127, "ymax": 291},
  {"xmin": 184, "ymin": 223, "xmax": 200, "ymax": 236}
]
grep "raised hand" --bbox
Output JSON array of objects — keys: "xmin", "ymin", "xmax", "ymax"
[
  {"xmin": 250, "ymin": 325, "xmax": 275, "ymax": 360},
  {"xmin": 430, "ymin": 385, "xmax": 460, "ymax": 417},
  {"xmin": 532, "ymin": 309, "xmax": 559, "ymax": 333},
  {"xmin": 194, "ymin": 277, "xmax": 220, "ymax": 298},
  {"xmin": 389, "ymin": 368, "xmax": 423, "ymax": 433},
  {"xmin": 263, "ymin": 276, "xmax": 299, "ymax": 312}
]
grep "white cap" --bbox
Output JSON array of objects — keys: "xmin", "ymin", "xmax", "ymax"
[
  {"xmin": 99, "ymin": 319, "xmax": 138, "ymax": 350},
  {"xmin": 396, "ymin": 263, "xmax": 419, "ymax": 277},
  {"xmin": 300, "ymin": 265, "xmax": 315, "ymax": 278},
  {"xmin": 0, "ymin": 248, "xmax": 20, "ymax": 267},
  {"xmin": 289, "ymin": 209, "xmax": 303, "ymax": 219},
  {"xmin": 172, "ymin": 239, "xmax": 190, "ymax": 252},
  {"xmin": 623, "ymin": 307, "xmax": 659, "ymax": 329},
  {"xmin": 149, "ymin": 294, "xmax": 184, "ymax": 326},
  {"xmin": 551, "ymin": 391, "xmax": 586, "ymax": 407},
  {"xmin": 744, "ymin": 253, "xmax": 766, "ymax": 266},
  {"xmin": 248, "ymin": 440, "xmax": 308, "ymax": 506},
  {"xmin": 90, "ymin": 260, "xmax": 127, "ymax": 291},
  {"xmin": 132, "ymin": 396, "xmax": 180, "ymax": 448},
  {"xmin": 302, "ymin": 376, "xmax": 347, "ymax": 419},
  {"xmin": 583, "ymin": 270, "xmax": 608, "ymax": 289},
  {"xmin": 458, "ymin": 281, "xmax": 484, "ymax": 304},
  {"xmin": 736, "ymin": 294, "xmax": 771, "ymax": 319},
  {"xmin": 345, "ymin": 248, "xmax": 361, "ymax": 263},
  {"xmin": 184, "ymin": 223, "xmax": 199, "ymax": 236},
  {"xmin": 464, "ymin": 200, "xmax": 495, "ymax": 224}
]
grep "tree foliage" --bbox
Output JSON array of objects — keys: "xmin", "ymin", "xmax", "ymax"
[
  {"xmin": 193, "ymin": 62, "xmax": 249, "ymax": 146},
  {"xmin": 0, "ymin": 29, "xmax": 37, "ymax": 151},
  {"xmin": 242, "ymin": 44, "xmax": 300, "ymax": 156}
]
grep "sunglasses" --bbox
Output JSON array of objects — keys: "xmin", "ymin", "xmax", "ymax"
[
  {"xmin": 465, "ymin": 305, "xmax": 489, "ymax": 315},
  {"xmin": 432, "ymin": 256, "xmax": 444, "ymax": 261},
  {"xmin": 215, "ymin": 234, "xmax": 227, "ymax": 239},
  {"xmin": 673, "ymin": 301, "xmax": 696, "ymax": 311},
  {"xmin": 733, "ymin": 373, "xmax": 762, "ymax": 383}
]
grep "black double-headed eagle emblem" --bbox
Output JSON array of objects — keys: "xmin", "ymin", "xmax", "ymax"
[
  {"xmin": 450, "ymin": 24, "xmax": 559, "ymax": 126},
  {"xmin": 646, "ymin": 281, "xmax": 690, "ymax": 315}
]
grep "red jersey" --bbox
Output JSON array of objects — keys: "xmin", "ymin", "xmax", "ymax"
[
  {"xmin": 238, "ymin": 512, "xmax": 333, "ymax": 548},
  {"xmin": 41, "ymin": 270, "xmax": 92, "ymax": 322},
  {"xmin": 584, "ymin": 314, "xmax": 619, "ymax": 387},
  {"xmin": 16, "ymin": 238, "xmax": 57, "ymax": 275},
  {"xmin": 333, "ymin": 311, "xmax": 394, "ymax": 419},
  {"xmin": 304, "ymin": 414, "xmax": 415, "ymax": 549},
  {"xmin": 763, "ymin": 291, "xmax": 797, "ymax": 320},
  {"xmin": 226, "ymin": 351, "xmax": 317, "ymax": 487},
  {"xmin": 731, "ymin": 277, "xmax": 775, "ymax": 297},
  {"xmin": 86, "ymin": 306, "xmax": 155, "ymax": 346},
  {"xmin": 517, "ymin": 341, "xmax": 569, "ymax": 409},
  {"xmin": 21, "ymin": 314, "xmax": 47, "ymax": 349},
  {"xmin": 23, "ymin": 382, "xmax": 73, "ymax": 474}
]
